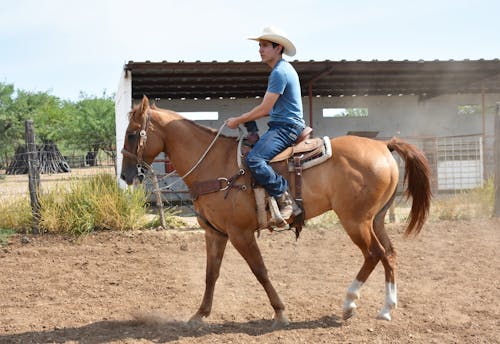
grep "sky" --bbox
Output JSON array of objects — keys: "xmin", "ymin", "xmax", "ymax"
[{"xmin": 1, "ymin": 0, "xmax": 499, "ymax": 101}]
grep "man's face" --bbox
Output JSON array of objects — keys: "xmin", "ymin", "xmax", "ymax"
[{"xmin": 258, "ymin": 40, "xmax": 282, "ymax": 64}]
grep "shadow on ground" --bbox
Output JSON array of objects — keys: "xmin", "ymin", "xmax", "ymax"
[{"xmin": 0, "ymin": 315, "xmax": 342, "ymax": 343}]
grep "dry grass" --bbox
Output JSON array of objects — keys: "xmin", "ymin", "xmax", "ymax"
[
  {"xmin": 430, "ymin": 178, "xmax": 494, "ymax": 221},
  {"xmin": 306, "ymin": 179, "xmax": 494, "ymax": 229},
  {"xmin": 0, "ymin": 166, "xmax": 115, "ymax": 201},
  {"xmin": 38, "ymin": 173, "xmax": 149, "ymax": 235}
]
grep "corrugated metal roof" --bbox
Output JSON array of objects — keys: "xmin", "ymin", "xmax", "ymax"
[{"xmin": 124, "ymin": 59, "xmax": 500, "ymax": 100}]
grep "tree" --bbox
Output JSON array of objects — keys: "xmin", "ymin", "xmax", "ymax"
[
  {"xmin": 0, "ymin": 83, "xmax": 116, "ymax": 169},
  {"xmin": 13, "ymin": 90, "xmax": 69, "ymax": 144},
  {"xmin": 63, "ymin": 92, "xmax": 116, "ymax": 164},
  {"xmin": 0, "ymin": 83, "xmax": 25, "ymax": 167}
]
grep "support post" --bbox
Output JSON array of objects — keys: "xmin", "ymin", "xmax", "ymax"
[
  {"xmin": 495, "ymin": 103, "xmax": 500, "ymax": 217},
  {"xmin": 25, "ymin": 120, "xmax": 40, "ymax": 234},
  {"xmin": 151, "ymin": 173, "xmax": 167, "ymax": 229}
]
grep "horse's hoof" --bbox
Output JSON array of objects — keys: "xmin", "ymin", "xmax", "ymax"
[
  {"xmin": 187, "ymin": 314, "xmax": 205, "ymax": 328},
  {"xmin": 342, "ymin": 306, "xmax": 357, "ymax": 320},
  {"xmin": 342, "ymin": 300, "xmax": 357, "ymax": 320},
  {"xmin": 376, "ymin": 310, "xmax": 392, "ymax": 321},
  {"xmin": 271, "ymin": 315, "xmax": 290, "ymax": 329}
]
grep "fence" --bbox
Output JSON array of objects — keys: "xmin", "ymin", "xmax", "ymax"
[
  {"xmin": 146, "ymin": 134, "xmax": 494, "ymax": 203},
  {"xmin": 0, "ymin": 121, "xmax": 116, "ymax": 229},
  {"xmin": 1, "ymin": 134, "xmax": 494, "ymax": 201},
  {"xmin": 1, "ymin": 122, "xmax": 497, "ymax": 232},
  {"xmin": 392, "ymin": 134, "xmax": 492, "ymax": 194}
]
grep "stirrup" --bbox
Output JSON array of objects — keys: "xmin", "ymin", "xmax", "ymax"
[{"xmin": 268, "ymin": 197, "xmax": 288, "ymax": 228}]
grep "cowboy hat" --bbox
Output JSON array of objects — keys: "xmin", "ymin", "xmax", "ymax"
[{"xmin": 248, "ymin": 26, "xmax": 296, "ymax": 57}]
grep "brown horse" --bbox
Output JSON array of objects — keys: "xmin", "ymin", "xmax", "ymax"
[{"xmin": 120, "ymin": 96, "xmax": 432, "ymax": 328}]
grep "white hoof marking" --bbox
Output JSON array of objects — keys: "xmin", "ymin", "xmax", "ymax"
[{"xmin": 377, "ymin": 282, "xmax": 397, "ymax": 320}]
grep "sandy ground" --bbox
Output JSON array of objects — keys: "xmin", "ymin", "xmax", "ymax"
[{"xmin": 0, "ymin": 218, "xmax": 499, "ymax": 344}]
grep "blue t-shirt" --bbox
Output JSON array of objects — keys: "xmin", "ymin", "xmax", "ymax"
[{"xmin": 267, "ymin": 59, "xmax": 304, "ymax": 128}]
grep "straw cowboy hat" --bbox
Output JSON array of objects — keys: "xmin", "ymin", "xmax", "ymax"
[{"xmin": 248, "ymin": 26, "xmax": 296, "ymax": 57}]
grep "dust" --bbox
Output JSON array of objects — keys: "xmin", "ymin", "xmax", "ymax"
[{"xmin": 131, "ymin": 311, "xmax": 188, "ymax": 329}]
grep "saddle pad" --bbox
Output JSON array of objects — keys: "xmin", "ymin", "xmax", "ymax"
[{"xmin": 270, "ymin": 137, "xmax": 324, "ymax": 163}]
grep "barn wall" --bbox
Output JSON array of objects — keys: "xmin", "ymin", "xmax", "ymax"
[
  {"xmin": 116, "ymin": 84, "xmax": 499, "ymax": 194},
  {"xmin": 115, "ymin": 70, "xmax": 132, "ymax": 181},
  {"xmin": 149, "ymin": 93, "xmax": 499, "ymax": 139}
]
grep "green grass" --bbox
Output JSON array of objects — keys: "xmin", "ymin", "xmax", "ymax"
[
  {"xmin": 306, "ymin": 210, "xmax": 340, "ymax": 229},
  {"xmin": 0, "ymin": 173, "xmax": 182, "ymax": 235},
  {"xmin": 38, "ymin": 173, "xmax": 150, "ymax": 235},
  {"xmin": 143, "ymin": 207, "xmax": 187, "ymax": 229},
  {"xmin": 0, "ymin": 228, "xmax": 16, "ymax": 246}
]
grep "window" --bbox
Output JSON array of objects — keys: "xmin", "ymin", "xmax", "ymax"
[
  {"xmin": 323, "ymin": 108, "xmax": 368, "ymax": 118},
  {"xmin": 179, "ymin": 112, "xmax": 219, "ymax": 120},
  {"xmin": 457, "ymin": 105, "xmax": 481, "ymax": 116}
]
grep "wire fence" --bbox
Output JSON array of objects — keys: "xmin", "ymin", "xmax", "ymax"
[
  {"xmin": 1, "ymin": 133, "xmax": 495, "ymax": 228},
  {"xmin": 1, "ymin": 139, "xmax": 116, "ymax": 203},
  {"xmin": 392, "ymin": 134, "xmax": 493, "ymax": 194}
]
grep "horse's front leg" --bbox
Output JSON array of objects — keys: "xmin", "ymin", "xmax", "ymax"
[
  {"xmin": 229, "ymin": 229, "xmax": 289, "ymax": 329},
  {"xmin": 188, "ymin": 225, "xmax": 228, "ymax": 326}
]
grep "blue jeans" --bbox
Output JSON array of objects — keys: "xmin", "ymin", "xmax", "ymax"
[{"xmin": 246, "ymin": 122, "xmax": 304, "ymax": 197}]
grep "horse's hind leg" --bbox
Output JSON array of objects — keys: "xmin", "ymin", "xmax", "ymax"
[
  {"xmin": 341, "ymin": 219, "xmax": 386, "ymax": 320},
  {"xmin": 373, "ymin": 207, "xmax": 398, "ymax": 321},
  {"xmin": 189, "ymin": 226, "xmax": 228, "ymax": 325},
  {"xmin": 229, "ymin": 230, "xmax": 288, "ymax": 328}
]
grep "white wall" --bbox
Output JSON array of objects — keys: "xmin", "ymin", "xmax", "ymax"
[
  {"xmin": 147, "ymin": 93, "xmax": 499, "ymax": 139},
  {"xmin": 114, "ymin": 69, "xmax": 132, "ymax": 180},
  {"xmin": 116, "ymin": 89, "xmax": 499, "ymax": 190}
]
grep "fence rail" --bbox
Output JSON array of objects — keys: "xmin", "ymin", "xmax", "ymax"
[{"xmin": 1, "ymin": 131, "xmax": 496, "ymax": 231}]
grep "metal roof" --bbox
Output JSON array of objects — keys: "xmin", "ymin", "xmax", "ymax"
[{"xmin": 124, "ymin": 59, "xmax": 500, "ymax": 100}]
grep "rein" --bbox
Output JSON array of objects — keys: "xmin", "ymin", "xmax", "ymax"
[
  {"xmin": 122, "ymin": 109, "xmax": 243, "ymax": 237},
  {"xmin": 121, "ymin": 108, "xmax": 231, "ymax": 189}
]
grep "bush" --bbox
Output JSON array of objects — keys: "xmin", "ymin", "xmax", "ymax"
[
  {"xmin": 39, "ymin": 174, "xmax": 150, "ymax": 235},
  {"xmin": 0, "ymin": 197, "xmax": 32, "ymax": 232},
  {"xmin": 306, "ymin": 210, "xmax": 340, "ymax": 229},
  {"xmin": 0, "ymin": 228, "xmax": 17, "ymax": 246},
  {"xmin": 431, "ymin": 178, "xmax": 494, "ymax": 221}
]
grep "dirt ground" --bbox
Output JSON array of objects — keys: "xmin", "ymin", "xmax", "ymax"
[{"xmin": 0, "ymin": 218, "xmax": 499, "ymax": 344}]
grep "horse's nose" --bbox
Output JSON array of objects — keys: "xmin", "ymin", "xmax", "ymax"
[{"xmin": 137, "ymin": 173, "xmax": 144, "ymax": 183}]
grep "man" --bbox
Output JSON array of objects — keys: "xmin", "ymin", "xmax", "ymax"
[{"xmin": 225, "ymin": 26, "xmax": 305, "ymax": 224}]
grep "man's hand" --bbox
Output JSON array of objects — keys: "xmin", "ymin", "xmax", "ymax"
[{"xmin": 225, "ymin": 117, "xmax": 241, "ymax": 129}]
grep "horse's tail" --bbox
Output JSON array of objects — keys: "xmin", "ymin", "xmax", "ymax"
[{"xmin": 387, "ymin": 137, "xmax": 432, "ymax": 236}]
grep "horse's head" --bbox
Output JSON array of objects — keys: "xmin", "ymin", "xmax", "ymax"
[{"xmin": 120, "ymin": 95, "xmax": 163, "ymax": 185}]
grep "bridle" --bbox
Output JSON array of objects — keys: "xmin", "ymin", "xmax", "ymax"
[
  {"xmin": 121, "ymin": 108, "xmax": 246, "ymax": 237},
  {"xmin": 121, "ymin": 109, "xmax": 152, "ymax": 181},
  {"xmin": 121, "ymin": 107, "xmax": 232, "ymax": 186}
]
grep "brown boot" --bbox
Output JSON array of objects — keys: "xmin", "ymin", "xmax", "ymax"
[{"xmin": 276, "ymin": 191, "xmax": 295, "ymax": 221}]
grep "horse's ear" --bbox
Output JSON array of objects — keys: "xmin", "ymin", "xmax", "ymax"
[{"xmin": 140, "ymin": 95, "xmax": 150, "ymax": 114}]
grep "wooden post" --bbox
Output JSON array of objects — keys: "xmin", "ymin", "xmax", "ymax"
[
  {"xmin": 25, "ymin": 120, "xmax": 40, "ymax": 234},
  {"xmin": 151, "ymin": 173, "xmax": 167, "ymax": 229},
  {"xmin": 495, "ymin": 103, "xmax": 500, "ymax": 217}
]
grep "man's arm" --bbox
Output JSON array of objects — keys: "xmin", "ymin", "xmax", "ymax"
[{"xmin": 225, "ymin": 92, "xmax": 279, "ymax": 129}]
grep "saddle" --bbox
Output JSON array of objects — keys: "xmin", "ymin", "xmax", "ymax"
[
  {"xmin": 239, "ymin": 127, "xmax": 333, "ymax": 238},
  {"xmin": 270, "ymin": 136, "xmax": 324, "ymax": 164},
  {"xmin": 238, "ymin": 127, "xmax": 331, "ymax": 172},
  {"xmin": 190, "ymin": 126, "xmax": 333, "ymax": 239}
]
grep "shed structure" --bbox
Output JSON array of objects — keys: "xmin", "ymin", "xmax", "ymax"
[{"xmin": 116, "ymin": 59, "xmax": 500, "ymax": 194}]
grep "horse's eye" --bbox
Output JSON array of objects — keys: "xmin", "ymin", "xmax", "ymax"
[{"xmin": 127, "ymin": 132, "xmax": 137, "ymax": 141}]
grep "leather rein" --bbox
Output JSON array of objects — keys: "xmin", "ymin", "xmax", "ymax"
[
  {"xmin": 121, "ymin": 108, "xmax": 246, "ymax": 194},
  {"xmin": 121, "ymin": 108, "xmax": 247, "ymax": 237}
]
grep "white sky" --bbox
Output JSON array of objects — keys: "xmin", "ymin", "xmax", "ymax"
[{"xmin": 1, "ymin": 0, "xmax": 499, "ymax": 101}]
